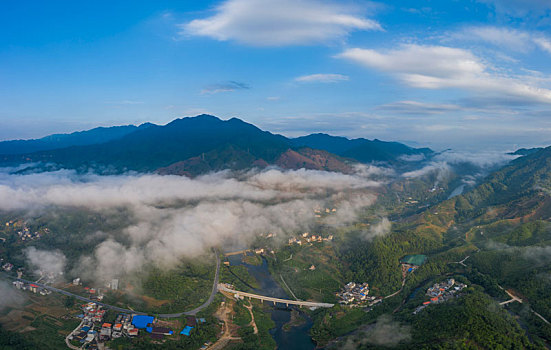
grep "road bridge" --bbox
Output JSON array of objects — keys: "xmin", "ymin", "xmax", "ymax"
[
  {"xmin": 223, "ymin": 250, "xmax": 251, "ymax": 257},
  {"xmin": 217, "ymin": 284, "xmax": 334, "ymax": 308}
]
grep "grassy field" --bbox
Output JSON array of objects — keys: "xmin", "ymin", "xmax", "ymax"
[
  {"xmin": 0, "ymin": 291, "xmax": 81, "ymax": 349},
  {"xmin": 268, "ymin": 242, "xmax": 344, "ymax": 302}
]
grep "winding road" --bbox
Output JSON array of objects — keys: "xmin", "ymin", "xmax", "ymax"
[
  {"xmin": 1, "ymin": 251, "xmax": 221, "ymax": 319},
  {"xmin": 158, "ymin": 251, "xmax": 220, "ymax": 317}
]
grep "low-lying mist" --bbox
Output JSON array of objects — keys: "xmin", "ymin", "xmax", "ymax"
[
  {"xmin": 0, "ymin": 166, "xmax": 383, "ymax": 284},
  {"xmin": 0, "ymin": 149, "xmax": 518, "ymax": 286}
]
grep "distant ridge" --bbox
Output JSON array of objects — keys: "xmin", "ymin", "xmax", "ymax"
[
  {"xmin": 0, "ymin": 124, "xmax": 151, "ymax": 155},
  {"xmin": 507, "ymin": 147, "xmax": 543, "ymax": 156},
  {"xmin": 290, "ymin": 133, "xmax": 432, "ymax": 163},
  {"xmin": 0, "ymin": 115, "xmax": 433, "ymax": 175}
]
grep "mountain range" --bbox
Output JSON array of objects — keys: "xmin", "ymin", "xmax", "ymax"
[{"xmin": 0, "ymin": 115, "xmax": 432, "ymax": 176}]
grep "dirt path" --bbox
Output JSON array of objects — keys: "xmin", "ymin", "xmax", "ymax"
[
  {"xmin": 207, "ymin": 301, "xmax": 240, "ymax": 350},
  {"xmin": 244, "ymin": 301, "xmax": 258, "ymax": 334}
]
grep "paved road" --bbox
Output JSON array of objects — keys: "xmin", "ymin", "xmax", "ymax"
[
  {"xmin": 65, "ymin": 319, "xmax": 84, "ymax": 350},
  {"xmin": 1, "ymin": 250, "xmax": 221, "ymax": 319},
  {"xmin": 3, "ymin": 274, "xmax": 148, "ymax": 315},
  {"xmin": 158, "ymin": 251, "xmax": 221, "ymax": 317},
  {"xmin": 384, "ymin": 275, "xmax": 407, "ymax": 299},
  {"xmin": 279, "ymin": 274, "xmax": 298, "ymax": 300}
]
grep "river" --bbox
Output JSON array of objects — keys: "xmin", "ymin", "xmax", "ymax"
[{"xmin": 228, "ymin": 254, "xmax": 316, "ymax": 349}]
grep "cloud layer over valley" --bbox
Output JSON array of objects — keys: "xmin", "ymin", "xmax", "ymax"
[{"xmin": 0, "ymin": 167, "xmax": 381, "ymax": 282}]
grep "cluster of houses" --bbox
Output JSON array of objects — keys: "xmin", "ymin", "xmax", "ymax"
[
  {"xmin": 70, "ymin": 304, "xmax": 139, "ymax": 347},
  {"xmin": 288, "ymin": 232, "xmax": 334, "ymax": 246},
  {"xmin": 2, "ymin": 261, "xmax": 14, "ymax": 271},
  {"xmin": 12, "ymin": 280, "xmax": 52, "ymax": 296},
  {"xmin": 17, "ymin": 226, "xmax": 48, "ymax": 241},
  {"xmin": 260, "ymin": 232, "xmax": 277, "ymax": 239},
  {"xmin": 336, "ymin": 282, "xmax": 379, "ymax": 306},
  {"xmin": 98, "ymin": 314, "xmax": 138, "ymax": 341},
  {"xmin": 72, "ymin": 277, "xmax": 119, "ymax": 302},
  {"xmin": 251, "ymin": 248, "xmax": 275, "ymax": 255},
  {"xmin": 71, "ymin": 308, "xmax": 207, "ymax": 347},
  {"xmin": 4, "ymin": 220, "xmax": 49, "ymax": 242},
  {"xmin": 314, "ymin": 207, "xmax": 337, "ymax": 218},
  {"xmin": 400, "ymin": 254, "xmax": 427, "ymax": 278},
  {"xmin": 413, "ymin": 278, "xmax": 468, "ymax": 314},
  {"xmin": 81, "ymin": 302, "xmax": 108, "ymax": 323}
]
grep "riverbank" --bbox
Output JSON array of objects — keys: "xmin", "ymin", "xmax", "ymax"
[{"xmin": 227, "ymin": 254, "xmax": 316, "ymax": 349}]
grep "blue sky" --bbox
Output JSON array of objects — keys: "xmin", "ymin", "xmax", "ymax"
[{"xmin": 1, "ymin": 0, "xmax": 551, "ymax": 150}]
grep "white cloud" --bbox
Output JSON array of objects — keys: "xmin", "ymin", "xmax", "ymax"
[
  {"xmin": 295, "ymin": 73, "xmax": 349, "ymax": 83},
  {"xmin": 24, "ymin": 247, "xmax": 67, "ymax": 277},
  {"xmin": 402, "ymin": 162, "xmax": 451, "ymax": 179},
  {"xmin": 455, "ymin": 26, "xmax": 551, "ymax": 54},
  {"xmin": 362, "ymin": 217, "xmax": 391, "ymax": 240},
  {"xmin": 180, "ymin": 0, "xmax": 381, "ymax": 46},
  {"xmin": 0, "ymin": 167, "xmax": 381, "ymax": 282},
  {"xmin": 377, "ymin": 100, "xmax": 460, "ymax": 114},
  {"xmin": 365, "ymin": 315, "xmax": 411, "ymax": 347},
  {"xmin": 201, "ymin": 81, "xmax": 250, "ymax": 94},
  {"xmin": 434, "ymin": 149, "xmax": 518, "ymax": 167},
  {"xmin": 337, "ymin": 44, "xmax": 551, "ymax": 105},
  {"xmin": 0, "ymin": 281, "xmax": 25, "ymax": 312},
  {"xmin": 533, "ymin": 37, "xmax": 551, "ymax": 53},
  {"xmin": 477, "ymin": 0, "xmax": 551, "ymax": 18}
]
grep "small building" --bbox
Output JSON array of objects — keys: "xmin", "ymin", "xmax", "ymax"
[
  {"xmin": 100, "ymin": 327, "xmax": 111, "ymax": 339},
  {"xmin": 180, "ymin": 326, "xmax": 193, "ymax": 336},
  {"xmin": 132, "ymin": 315, "xmax": 155, "ymax": 329},
  {"xmin": 146, "ymin": 325, "xmax": 173, "ymax": 336},
  {"xmin": 86, "ymin": 330, "xmax": 97, "ymax": 342},
  {"xmin": 127, "ymin": 328, "xmax": 139, "ymax": 337}
]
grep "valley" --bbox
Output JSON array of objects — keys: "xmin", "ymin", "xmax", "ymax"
[{"xmin": 1, "ymin": 115, "xmax": 550, "ymax": 349}]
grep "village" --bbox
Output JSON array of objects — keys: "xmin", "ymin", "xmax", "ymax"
[
  {"xmin": 413, "ymin": 278, "xmax": 467, "ymax": 314},
  {"xmin": 66, "ymin": 303, "xmax": 209, "ymax": 349},
  {"xmin": 3, "ymin": 220, "xmax": 50, "ymax": 242},
  {"xmin": 314, "ymin": 207, "xmax": 337, "ymax": 217},
  {"xmin": 12, "ymin": 280, "xmax": 53, "ymax": 296},
  {"xmin": 6, "ymin": 273, "xmax": 213, "ymax": 349},
  {"xmin": 287, "ymin": 232, "xmax": 334, "ymax": 246},
  {"xmin": 335, "ymin": 281, "xmax": 381, "ymax": 306}
]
